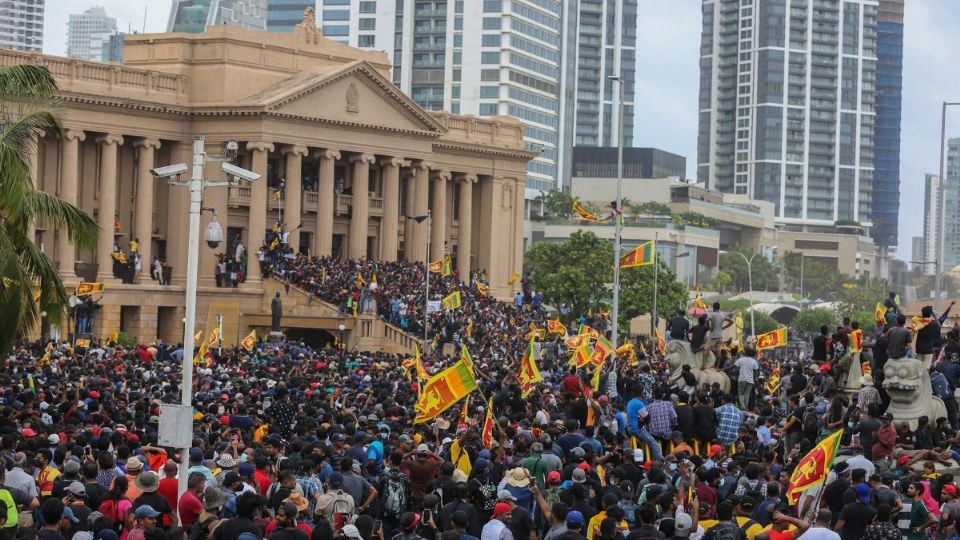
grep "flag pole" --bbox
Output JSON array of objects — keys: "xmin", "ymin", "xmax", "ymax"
[{"xmin": 651, "ymin": 232, "xmax": 659, "ymax": 338}]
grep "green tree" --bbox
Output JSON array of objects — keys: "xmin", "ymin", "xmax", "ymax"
[
  {"xmin": 834, "ymin": 278, "xmax": 887, "ymax": 327},
  {"xmin": 783, "ymin": 253, "xmax": 843, "ymax": 301},
  {"xmin": 0, "ymin": 65, "xmax": 98, "ymax": 353},
  {"xmin": 618, "ymin": 260, "xmax": 688, "ymax": 336},
  {"xmin": 748, "ymin": 311, "xmax": 780, "ymax": 336},
  {"xmin": 524, "ymin": 230, "xmax": 613, "ymax": 315},
  {"xmin": 719, "ymin": 246, "xmax": 779, "ymax": 292},
  {"xmin": 792, "ymin": 307, "xmax": 839, "ymax": 336},
  {"xmin": 539, "ymin": 189, "xmax": 573, "ymax": 218},
  {"xmin": 707, "ymin": 270, "xmax": 732, "ymax": 293}
]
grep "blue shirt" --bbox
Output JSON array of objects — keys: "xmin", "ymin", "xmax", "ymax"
[
  {"xmin": 366, "ymin": 440, "xmax": 384, "ymax": 471},
  {"xmin": 626, "ymin": 398, "xmax": 647, "ymax": 436},
  {"xmin": 714, "ymin": 403, "xmax": 742, "ymax": 445},
  {"xmin": 756, "ymin": 425, "xmax": 771, "ymax": 446}
]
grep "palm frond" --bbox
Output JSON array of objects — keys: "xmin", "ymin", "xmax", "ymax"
[
  {"xmin": 28, "ymin": 191, "xmax": 99, "ymax": 250},
  {"xmin": 0, "ymin": 64, "xmax": 59, "ymax": 101}
]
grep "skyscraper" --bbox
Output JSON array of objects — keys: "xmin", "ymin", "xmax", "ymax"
[
  {"xmin": 871, "ymin": 0, "xmax": 903, "ymax": 248},
  {"xmin": 67, "ymin": 6, "xmax": 117, "ymax": 61},
  {"xmin": 945, "ymin": 140, "xmax": 960, "ymax": 271},
  {"xmin": 923, "ymin": 173, "xmax": 940, "ymax": 277},
  {"xmin": 0, "ymin": 0, "xmax": 45, "ymax": 52},
  {"xmin": 266, "ymin": 0, "xmax": 315, "ymax": 32},
  {"xmin": 167, "ymin": 0, "xmax": 267, "ymax": 33},
  {"xmin": 697, "ymin": 0, "xmax": 879, "ymax": 230}
]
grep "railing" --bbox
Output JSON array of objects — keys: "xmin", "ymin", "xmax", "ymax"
[
  {"xmin": 335, "ymin": 194, "xmax": 351, "ymax": 215},
  {"xmin": 369, "ymin": 196, "xmax": 383, "ymax": 217},
  {"xmin": 228, "ymin": 186, "xmax": 252, "ymax": 207},
  {"xmin": 0, "ymin": 50, "xmax": 188, "ymax": 105},
  {"xmin": 303, "ymin": 191, "xmax": 319, "ymax": 212},
  {"xmin": 430, "ymin": 111, "xmax": 526, "ymax": 150}
]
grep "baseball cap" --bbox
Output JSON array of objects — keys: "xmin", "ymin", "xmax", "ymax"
[
  {"xmin": 945, "ymin": 484, "xmax": 958, "ymax": 497},
  {"xmin": 566, "ymin": 510, "xmax": 584, "ymax": 526},
  {"xmin": 674, "ymin": 513, "xmax": 693, "ymax": 537},
  {"xmin": 547, "ymin": 471, "xmax": 561, "ymax": 484},
  {"xmin": 709, "ymin": 444, "xmax": 723, "ymax": 457},
  {"xmin": 62, "ymin": 507, "xmax": 80, "ymax": 524},
  {"xmin": 497, "ymin": 490, "xmax": 517, "ymax": 502},
  {"xmin": 572, "ymin": 468, "xmax": 587, "ymax": 483},
  {"xmin": 134, "ymin": 506, "xmax": 160, "ymax": 519},
  {"xmin": 416, "ymin": 443, "xmax": 430, "ymax": 454},
  {"xmin": 855, "ymin": 483, "xmax": 871, "ymax": 503},
  {"xmin": 493, "ymin": 502, "xmax": 512, "ymax": 517}
]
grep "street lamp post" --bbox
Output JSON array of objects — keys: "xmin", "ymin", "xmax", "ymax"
[
  {"xmin": 727, "ymin": 251, "xmax": 761, "ymax": 340},
  {"xmin": 408, "ymin": 212, "xmax": 432, "ymax": 348},
  {"xmin": 936, "ymin": 102, "xmax": 960, "ymax": 313},
  {"xmin": 609, "ymin": 74, "xmax": 625, "ymax": 359}
]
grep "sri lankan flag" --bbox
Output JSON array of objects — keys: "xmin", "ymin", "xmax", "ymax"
[
  {"xmin": 193, "ymin": 340, "xmax": 208, "ymax": 366},
  {"xmin": 573, "ymin": 200, "xmax": 607, "ymax": 222},
  {"xmin": 481, "ymin": 397, "xmax": 495, "ymax": 449},
  {"xmin": 524, "ymin": 324, "xmax": 546, "ymax": 341},
  {"xmin": 269, "ymin": 237, "xmax": 280, "ymax": 251},
  {"xmin": 194, "ymin": 330, "xmax": 202, "ymax": 344},
  {"xmin": 429, "ymin": 259, "xmax": 444, "ymax": 274},
  {"xmin": 466, "ymin": 319, "xmax": 474, "ymax": 338},
  {"xmin": 579, "ymin": 324, "xmax": 600, "ymax": 338},
  {"xmin": 592, "ymin": 335, "xmax": 614, "ymax": 367},
  {"xmin": 75, "ymin": 338, "xmax": 91, "ymax": 349},
  {"xmin": 547, "ymin": 319, "xmax": 567, "ymax": 335},
  {"xmin": 442, "ymin": 255, "xmax": 452, "ymax": 277},
  {"xmin": 76, "ymin": 282, "xmax": 106, "ymax": 296},
  {"xmin": 442, "ymin": 290, "xmax": 462, "ymax": 310},
  {"xmin": 460, "ymin": 345, "xmax": 475, "ymax": 370},
  {"xmin": 766, "ymin": 363, "xmax": 781, "ymax": 394},
  {"xmin": 565, "ymin": 334, "xmax": 588, "ymax": 349},
  {"xmin": 756, "ymin": 327, "xmax": 787, "ymax": 351},
  {"xmin": 414, "ymin": 359, "xmax": 478, "ymax": 424},
  {"xmin": 519, "ymin": 337, "xmax": 543, "ymax": 397},
  {"xmin": 911, "ymin": 316, "xmax": 933, "ymax": 332},
  {"xmin": 619, "ymin": 240, "xmax": 655, "ymax": 269},
  {"xmin": 694, "ymin": 292, "xmax": 708, "ymax": 311},
  {"xmin": 476, "ymin": 282, "xmax": 490, "ymax": 296},
  {"xmin": 570, "ymin": 342, "xmax": 594, "ymax": 369},
  {"xmin": 656, "ymin": 330, "xmax": 666, "ymax": 355},
  {"xmin": 208, "ymin": 328, "xmax": 220, "ymax": 347},
  {"xmin": 591, "ymin": 362, "xmax": 604, "ymax": 392},
  {"xmin": 241, "ymin": 330, "xmax": 257, "ymax": 352},
  {"xmin": 875, "ymin": 302, "xmax": 887, "ymax": 327},
  {"xmin": 415, "ymin": 344, "xmax": 430, "ymax": 380},
  {"xmin": 786, "ymin": 429, "xmax": 844, "ymax": 503},
  {"xmin": 508, "ymin": 271, "xmax": 521, "ymax": 286},
  {"xmin": 616, "ymin": 343, "xmax": 638, "ymax": 366},
  {"xmin": 849, "ymin": 329, "xmax": 863, "ymax": 353}
]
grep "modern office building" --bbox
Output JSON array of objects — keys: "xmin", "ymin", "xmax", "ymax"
[
  {"xmin": 317, "ymin": 0, "xmax": 637, "ymax": 194},
  {"xmin": 67, "ymin": 6, "xmax": 117, "ymax": 61},
  {"xmin": 102, "ymin": 32, "xmax": 125, "ymax": 62},
  {"xmin": 946, "ymin": 140, "xmax": 960, "ymax": 271},
  {"xmin": 571, "ymin": 146, "xmax": 686, "ymax": 180},
  {"xmin": 697, "ymin": 0, "xmax": 879, "ymax": 230},
  {"xmin": 911, "ymin": 236, "xmax": 924, "ymax": 272},
  {"xmin": 167, "ymin": 0, "xmax": 267, "ymax": 33},
  {"xmin": 923, "ymin": 173, "xmax": 941, "ymax": 276},
  {"xmin": 266, "ymin": 0, "xmax": 315, "ymax": 31},
  {"xmin": 871, "ymin": 0, "xmax": 903, "ymax": 249},
  {"xmin": 0, "ymin": 0, "xmax": 45, "ymax": 52}
]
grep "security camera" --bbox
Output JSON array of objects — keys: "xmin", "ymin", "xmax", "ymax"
[
  {"xmin": 222, "ymin": 162, "xmax": 260, "ymax": 183},
  {"xmin": 224, "ymin": 140, "xmax": 239, "ymax": 160},
  {"xmin": 150, "ymin": 163, "xmax": 188, "ymax": 178},
  {"xmin": 204, "ymin": 218, "xmax": 224, "ymax": 249}
]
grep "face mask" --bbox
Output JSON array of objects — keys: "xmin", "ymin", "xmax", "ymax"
[{"xmin": 669, "ymin": 463, "xmax": 677, "ymax": 472}]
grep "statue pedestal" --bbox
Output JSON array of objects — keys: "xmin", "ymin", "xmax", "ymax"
[{"xmin": 267, "ymin": 331, "xmax": 285, "ymax": 343}]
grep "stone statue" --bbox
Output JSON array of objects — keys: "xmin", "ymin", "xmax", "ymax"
[
  {"xmin": 881, "ymin": 356, "xmax": 947, "ymax": 428},
  {"xmin": 271, "ymin": 292, "xmax": 283, "ymax": 332},
  {"xmin": 664, "ymin": 339, "xmax": 731, "ymax": 392}
]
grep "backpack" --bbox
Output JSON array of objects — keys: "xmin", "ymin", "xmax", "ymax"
[
  {"xmin": 97, "ymin": 498, "xmax": 129, "ymax": 532},
  {"xmin": 379, "ymin": 473, "xmax": 410, "ymax": 519},
  {"xmin": 931, "ymin": 371, "xmax": 951, "ymax": 400},
  {"xmin": 708, "ymin": 522, "xmax": 744, "ymax": 540},
  {"xmin": 473, "ymin": 479, "xmax": 498, "ymax": 511},
  {"xmin": 802, "ymin": 406, "xmax": 819, "ymax": 435},
  {"xmin": 187, "ymin": 515, "xmax": 217, "ymax": 540}
]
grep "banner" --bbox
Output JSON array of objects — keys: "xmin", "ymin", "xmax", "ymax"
[
  {"xmin": 414, "ymin": 360, "xmax": 478, "ymax": 424},
  {"xmin": 76, "ymin": 282, "xmax": 105, "ymax": 296},
  {"xmin": 756, "ymin": 327, "xmax": 787, "ymax": 351},
  {"xmin": 619, "ymin": 240, "xmax": 655, "ymax": 269},
  {"xmin": 786, "ymin": 430, "xmax": 844, "ymax": 503},
  {"xmin": 572, "ymin": 200, "xmax": 608, "ymax": 222}
]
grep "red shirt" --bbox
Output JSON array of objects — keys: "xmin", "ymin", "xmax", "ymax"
[
  {"xmin": 255, "ymin": 469, "xmax": 272, "ymax": 497},
  {"xmin": 767, "ymin": 529, "xmax": 795, "ymax": 540},
  {"xmin": 178, "ymin": 489, "xmax": 203, "ymax": 527},
  {"xmin": 158, "ymin": 478, "xmax": 178, "ymax": 515},
  {"xmin": 263, "ymin": 518, "xmax": 313, "ymax": 537}
]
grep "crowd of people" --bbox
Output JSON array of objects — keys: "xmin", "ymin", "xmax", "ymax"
[{"xmin": 5, "ymin": 253, "xmax": 960, "ymax": 540}]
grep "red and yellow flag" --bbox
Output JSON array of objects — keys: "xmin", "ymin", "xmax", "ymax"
[
  {"xmin": 786, "ymin": 429, "xmax": 844, "ymax": 503},
  {"xmin": 76, "ymin": 282, "xmax": 106, "ymax": 296},
  {"xmin": 875, "ymin": 302, "xmax": 887, "ymax": 327},
  {"xmin": 656, "ymin": 330, "xmax": 666, "ymax": 356},
  {"xmin": 911, "ymin": 316, "xmax": 933, "ymax": 332},
  {"xmin": 756, "ymin": 327, "xmax": 787, "ymax": 351},
  {"xmin": 476, "ymin": 282, "xmax": 490, "ymax": 296},
  {"xmin": 75, "ymin": 338, "xmax": 91, "ymax": 349},
  {"xmin": 572, "ymin": 200, "xmax": 607, "ymax": 222},
  {"xmin": 508, "ymin": 271, "xmax": 521, "ymax": 286},
  {"xmin": 414, "ymin": 360, "xmax": 478, "ymax": 424},
  {"xmin": 194, "ymin": 331, "xmax": 202, "ymax": 344},
  {"xmin": 524, "ymin": 324, "xmax": 546, "ymax": 341},
  {"xmin": 570, "ymin": 342, "xmax": 594, "ymax": 369},
  {"xmin": 241, "ymin": 330, "xmax": 257, "ymax": 352},
  {"xmin": 579, "ymin": 324, "xmax": 600, "ymax": 338},
  {"xmin": 547, "ymin": 319, "xmax": 567, "ymax": 335},
  {"xmin": 519, "ymin": 337, "xmax": 543, "ymax": 397},
  {"xmin": 619, "ymin": 240, "xmax": 655, "ymax": 269},
  {"xmin": 208, "ymin": 328, "xmax": 220, "ymax": 347},
  {"xmin": 861, "ymin": 362, "xmax": 872, "ymax": 377},
  {"xmin": 592, "ymin": 336, "xmax": 614, "ymax": 367},
  {"xmin": 481, "ymin": 397, "xmax": 495, "ymax": 449},
  {"xmin": 766, "ymin": 363, "xmax": 781, "ymax": 394},
  {"xmin": 442, "ymin": 290, "xmax": 462, "ymax": 310},
  {"xmin": 565, "ymin": 334, "xmax": 588, "ymax": 349},
  {"xmin": 849, "ymin": 329, "xmax": 863, "ymax": 353},
  {"xmin": 458, "ymin": 394, "xmax": 471, "ymax": 427},
  {"xmin": 429, "ymin": 259, "xmax": 444, "ymax": 274},
  {"xmin": 415, "ymin": 344, "xmax": 430, "ymax": 381}
]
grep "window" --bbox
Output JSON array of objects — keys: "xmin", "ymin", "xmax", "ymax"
[
  {"xmin": 482, "ymin": 34, "xmax": 501, "ymax": 47},
  {"xmin": 454, "ymin": 34, "xmax": 462, "ymax": 47},
  {"xmin": 452, "ymin": 51, "xmax": 462, "ymax": 64},
  {"xmin": 323, "ymin": 9, "xmax": 350, "ymax": 21},
  {"xmin": 358, "ymin": 35, "xmax": 375, "ymax": 47},
  {"xmin": 481, "ymin": 51, "xmax": 499, "ymax": 64},
  {"xmin": 322, "ymin": 25, "xmax": 349, "ymax": 36},
  {"xmin": 480, "ymin": 86, "xmax": 499, "ymax": 98},
  {"xmin": 481, "ymin": 69, "xmax": 500, "ymax": 81},
  {"xmin": 359, "ymin": 1, "xmax": 376, "ymax": 13},
  {"xmin": 483, "ymin": 17, "xmax": 501, "ymax": 29},
  {"xmin": 484, "ymin": 0, "xmax": 502, "ymax": 12},
  {"xmin": 479, "ymin": 103, "xmax": 499, "ymax": 115},
  {"xmin": 452, "ymin": 85, "xmax": 461, "ymax": 98},
  {"xmin": 359, "ymin": 18, "xmax": 375, "ymax": 30}
]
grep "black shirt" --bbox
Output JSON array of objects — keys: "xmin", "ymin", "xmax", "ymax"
[
  {"xmin": 916, "ymin": 322, "xmax": 940, "ymax": 355},
  {"xmin": 858, "ymin": 418, "xmax": 881, "ymax": 453},
  {"xmin": 837, "ymin": 501, "xmax": 877, "ymax": 540},
  {"xmin": 214, "ymin": 517, "xmax": 264, "ymax": 539},
  {"xmin": 133, "ymin": 491, "xmax": 174, "ymax": 516},
  {"xmin": 675, "ymin": 404, "xmax": 695, "ymax": 441},
  {"xmin": 787, "ymin": 406, "xmax": 806, "ymax": 434},
  {"xmin": 668, "ymin": 317, "xmax": 690, "ymax": 340},
  {"xmin": 692, "ymin": 405, "xmax": 717, "ymax": 440},
  {"xmin": 690, "ymin": 325, "xmax": 709, "ymax": 351},
  {"xmin": 508, "ymin": 506, "xmax": 535, "ymax": 540},
  {"xmin": 270, "ymin": 529, "xmax": 310, "ymax": 540},
  {"xmin": 36, "ymin": 531, "xmax": 66, "ymax": 540},
  {"xmin": 626, "ymin": 525, "xmax": 666, "ymax": 540},
  {"xmin": 812, "ymin": 335, "xmax": 829, "ymax": 361}
]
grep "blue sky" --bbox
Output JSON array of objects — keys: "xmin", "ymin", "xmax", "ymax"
[{"xmin": 46, "ymin": 0, "xmax": 960, "ymax": 257}]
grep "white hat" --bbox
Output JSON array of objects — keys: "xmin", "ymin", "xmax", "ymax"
[{"xmin": 341, "ymin": 525, "xmax": 362, "ymax": 539}]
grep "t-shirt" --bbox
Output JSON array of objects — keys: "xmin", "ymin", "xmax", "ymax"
[
  {"xmin": 857, "ymin": 418, "xmax": 881, "ymax": 454},
  {"xmin": 886, "ymin": 327, "xmax": 911, "ymax": 359},
  {"xmin": 907, "ymin": 499, "xmax": 929, "ymax": 540},
  {"xmin": 214, "ymin": 517, "xmax": 263, "ymax": 540},
  {"xmin": 179, "ymin": 490, "xmax": 204, "ymax": 527},
  {"xmin": 669, "ymin": 317, "xmax": 690, "ymax": 340},
  {"xmin": 734, "ymin": 357, "xmax": 760, "ymax": 384},
  {"xmin": 837, "ymin": 502, "xmax": 877, "ymax": 540},
  {"xmin": 268, "ymin": 528, "xmax": 311, "ymax": 540},
  {"xmin": 797, "ymin": 526, "xmax": 840, "ymax": 540},
  {"xmin": 690, "ymin": 325, "xmax": 709, "ymax": 351},
  {"xmin": 133, "ymin": 491, "xmax": 174, "ymax": 517},
  {"xmin": 36, "ymin": 530, "xmax": 67, "ymax": 540},
  {"xmin": 812, "ymin": 336, "xmax": 829, "ymax": 362},
  {"xmin": 708, "ymin": 312, "xmax": 728, "ymax": 339}
]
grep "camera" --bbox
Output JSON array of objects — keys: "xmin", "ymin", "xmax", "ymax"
[
  {"xmin": 149, "ymin": 163, "xmax": 188, "ymax": 178},
  {"xmin": 222, "ymin": 162, "xmax": 261, "ymax": 183},
  {"xmin": 204, "ymin": 217, "xmax": 224, "ymax": 249}
]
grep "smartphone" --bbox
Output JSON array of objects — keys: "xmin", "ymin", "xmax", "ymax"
[
  {"xmin": 422, "ymin": 509, "xmax": 432, "ymax": 522},
  {"xmin": 373, "ymin": 520, "xmax": 383, "ymax": 532}
]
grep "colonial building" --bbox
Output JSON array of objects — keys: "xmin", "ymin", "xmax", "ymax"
[{"xmin": 17, "ymin": 10, "xmax": 534, "ymax": 345}]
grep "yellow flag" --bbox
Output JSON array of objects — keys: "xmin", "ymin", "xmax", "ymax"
[
  {"xmin": 450, "ymin": 437, "xmax": 472, "ymax": 476},
  {"xmin": 508, "ymin": 271, "xmax": 521, "ymax": 286},
  {"xmin": 415, "ymin": 343, "xmax": 430, "ymax": 381},
  {"xmin": 476, "ymin": 282, "xmax": 490, "ymax": 296},
  {"xmin": 208, "ymin": 328, "xmax": 220, "ymax": 347},
  {"xmin": 441, "ymin": 290, "xmax": 462, "ymax": 310},
  {"xmin": 193, "ymin": 339, "xmax": 208, "ymax": 366},
  {"xmin": 241, "ymin": 330, "xmax": 257, "ymax": 352}
]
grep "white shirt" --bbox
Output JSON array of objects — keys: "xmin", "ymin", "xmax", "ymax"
[
  {"xmin": 797, "ymin": 526, "xmax": 841, "ymax": 540},
  {"xmin": 844, "ymin": 454, "xmax": 876, "ymax": 478},
  {"xmin": 734, "ymin": 356, "xmax": 760, "ymax": 384}
]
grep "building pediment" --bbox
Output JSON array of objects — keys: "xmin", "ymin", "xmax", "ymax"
[{"xmin": 241, "ymin": 61, "xmax": 447, "ymax": 136}]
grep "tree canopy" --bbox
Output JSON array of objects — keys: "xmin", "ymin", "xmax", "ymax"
[{"xmin": 718, "ymin": 246, "xmax": 779, "ymax": 292}]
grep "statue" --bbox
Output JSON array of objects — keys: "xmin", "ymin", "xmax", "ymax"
[
  {"xmin": 271, "ymin": 292, "xmax": 283, "ymax": 332},
  {"xmin": 881, "ymin": 356, "xmax": 947, "ymax": 429},
  {"xmin": 664, "ymin": 340, "xmax": 731, "ymax": 392}
]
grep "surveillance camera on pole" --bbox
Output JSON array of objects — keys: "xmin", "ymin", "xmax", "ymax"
[
  {"xmin": 222, "ymin": 162, "xmax": 261, "ymax": 184},
  {"xmin": 204, "ymin": 212, "xmax": 224, "ymax": 249},
  {"xmin": 149, "ymin": 163, "xmax": 188, "ymax": 178}
]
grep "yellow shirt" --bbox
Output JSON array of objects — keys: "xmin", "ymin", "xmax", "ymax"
[
  {"xmin": 586, "ymin": 512, "xmax": 629, "ymax": 540},
  {"xmin": 736, "ymin": 516, "xmax": 764, "ymax": 540}
]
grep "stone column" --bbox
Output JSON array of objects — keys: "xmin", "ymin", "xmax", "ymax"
[
  {"xmin": 134, "ymin": 138, "xmax": 160, "ymax": 283},
  {"xmin": 245, "ymin": 141, "xmax": 274, "ymax": 284},
  {"xmin": 348, "ymin": 153, "xmax": 375, "ymax": 259},
  {"xmin": 430, "ymin": 170, "xmax": 450, "ymax": 258},
  {"xmin": 379, "ymin": 157, "xmax": 403, "ymax": 261},
  {"xmin": 457, "ymin": 174, "xmax": 477, "ymax": 280},
  {"xmin": 57, "ymin": 130, "xmax": 85, "ymax": 278},
  {"xmin": 402, "ymin": 169, "xmax": 416, "ymax": 261},
  {"xmin": 96, "ymin": 134, "xmax": 124, "ymax": 281},
  {"xmin": 411, "ymin": 161, "xmax": 431, "ymax": 262},
  {"xmin": 314, "ymin": 149, "xmax": 340, "ymax": 257},
  {"xmin": 282, "ymin": 145, "xmax": 308, "ymax": 251}
]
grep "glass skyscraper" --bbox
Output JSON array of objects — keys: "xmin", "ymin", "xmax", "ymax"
[
  {"xmin": 697, "ymin": 0, "xmax": 879, "ymax": 229},
  {"xmin": 267, "ymin": 0, "xmax": 317, "ymax": 32},
  {"xmin": 871, "ymin": 0, "xmax": 903, "ymax": 248},
  {"xmin": 167, "ymin": 0, "xmax": 267, "ymax": 33}
]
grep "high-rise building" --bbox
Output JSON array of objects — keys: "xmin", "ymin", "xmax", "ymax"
[
  {"xmin": 871, "ymin": 0, "xmax": 903, "ymax": 248},
  {"xmin": 923, "ymin": 173, "xmax": 940, "ymax": 276},
  {"xmin": 102, "ymin": 32, "xmax": 125, "ymax": 63},
  {"xmin": 946, "ymin": 140, "xmax": 960, "ymax": 271},
  {"xmin": 266, "ymin": 0, "xmax": 315, "ymax": 32},
  {"xmin": 167, "ymin": 0, "xmax": 267, "ymax": 33},
  {"xmin": 911, "ymin": 236, "xmax": 924, "ymax": 272},
  {"xmin": 0, "ymin": 0, "xmax": 45, "ymax": 52},
  {"xmin": 67, "ymin": 6, "xmax": 117, "ymax": 61},
  {"xmin": 317, "ymin": 1, "xmax": 636, "ymax": 194},
  {"xmin": 697, "ymin": 0, "xmax": 879, "ymax": 230}
]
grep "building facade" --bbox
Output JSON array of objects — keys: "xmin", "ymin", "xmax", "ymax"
[
  {"xmin": 67, "ymin": 6, "xmax": 117, "ymax": 61},
  {"xmin": 697, "ymin": 0, "xmax": 879, "ymax": 230},
  {"xmin": 911, "ymin": 236, "xmax": 924, "ymax": 272},
  {"xmin": 16, "ymin": 15, "xmax": 533, "ymax": 343},
  {"xmin": 167, "ymin": 0, "xmax": 267, "ymax": 32},
  {"xmin": 923, "ymin": 173, "xmax": 940, "ymax": 276},
  {"xmin": 0, "ymin": 0, "xmax": 44, "ymax": 52},
  {"xmin": 571, "ymin": 146, "xmax": 686, "ymax": 180},
  {"xmin": 946, "ymin": 140, "xmax": 960, "ymax": 271},
  {"xmin": 102, "ymin": 32, "xmax": 125, "ymax": 62},
  {"xmin": 871, "ymin": 0, "xmax": 903, "ymax": 248},
  {"xmin": 266, "ymin": 0, "xmax": 315, "ymax": 31}
]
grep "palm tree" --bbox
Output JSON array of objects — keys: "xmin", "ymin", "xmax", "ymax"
[{"xmin": 0, "ymin": 65, "xmax": 98, "ymax": 353}]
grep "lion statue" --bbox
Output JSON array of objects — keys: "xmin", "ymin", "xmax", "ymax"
[
  {"xmin": 664, "ymin": 339, "xmax": 731, "ymax": 392},
  {"xmin": 881, "ymin": 356, "xmax": 947, "ymax": 429}
]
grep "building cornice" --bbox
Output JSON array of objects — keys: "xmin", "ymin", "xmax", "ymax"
[{"xmin": 432, "ymin": 141, "xmax": 540, "ymax": 161}]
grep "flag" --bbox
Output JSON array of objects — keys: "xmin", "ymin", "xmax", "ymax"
[
  {"xmin": 466, "ymin": 319, "xmax": 474, "ymax": 338},
  {"xmin": 579, "ymin": 324, "xmax": 600, "ymax": 338},
  {"xmin": 735, "ymin": 312, "xmax": 744, "ymax": 346},
  {"xmin": 429, "ymin": 259, "xmax": 444, "ymax": 274},
  {"xmin": 508, "ymin": 271, "xmax": 521, "ymax": 286},
  {"xmin": 547, "ymin": 319, "xmax": 567, "ymax": 335},
  {"xmin": 619, "ymin": 240, "xmax": 655, "ymax": 268},
  {"xmin": 911, "ymin": 316, "xmax": 933, "ymax": 332},
  {"xmin": 519, "ymin": 337, "xmax": 543, "ymax": 397},
  {"xmin": 415, "ymin": 344, "xmax": 429, "ymax": 381},
  {"xmin": 570, "ymin": 342, "xmax": 594, "ymax": 369},
  {"xmin": 355, "ymin": 274, "xmax": 366, "ymax": 288},
  {"xmin": 656, "ymin": 330, "xmax": 666, "ymax": 355},
  {"xmin": 371, "ymin": 273, "xmax": 378, "ymax": 285},
  {"xmin": 193, "ymin": 339, "xmax": 208, "ymax": 366},
  {"xmin": 786, "ymin": 429, "xmax": 844, "ymax": 503},
  {"xmin": 572, "ymin": 200, "xmax": 607, "ymax": 222},
  {"xmin": 524, "ymin": 326, "xmax": 546, "ymax": 341},
  {"xmin": 875, "ymin": 302, "xmax": 887, "ymax": 326},
  {"xmin": 272, "ymin": 189, "xmax": 281, "ymax": 200},
  {"xmin": 442, "ymin": 255, "xmax": 452, "ymax": 277},
  {"xmin": 76, "ymin": 282, "xmax": 106, "ymax": 296},
  {"xmin": 27, "ymin": 375, "xmax": 36, "ymax": 394},
  {"xmin": 591, "ymin": 363, "xmax": 605, "ymax": 392},
  {"xmin": 241, "ymin": 330, "xmax": 257, "ymax": 352},
  {"xmin": 194, "ymin": 331, "xmax": 202, "ymax": 344},
  {"xmin": 208, "ymin": 328, "xmax": 220, "ymax": 347},
  {"xmin": 565, "ymin": 334, "xmax": 588, "ymax": 349},
  {"xmin": 75, "ymin": 338, "xmax": 91, "ymax": 349},
  {"xmin": 481, "ymin": 397, "xmax": 495, "ymax": 449},
  {"xmin": 695, "ymin": 292, "xmax": 708, "ymax": 311},
  {"xmin": 269, "ymin": 237, "xmax": 280, "ymax": 251},
  {"xmin": 766, "ymin": 363, "xmax": 781, "ymax": 394},
  {"xmin": 460, "ymin": 345, "xmax": 475, "ymax": 370},
  {"xmin": 756, "ymin": 327, "xmax": 787, "ymax": 351},
  {"xmin": 592, "ymin": 336, "xmax": 614, "ymax": 367},
  {"xmin": 442, "ymin": 290, "xmax": 462, "ymax": 310},
  {"xmin": 849, "ymin": 329, "xmax": 863, "ymax": 353},
  {"xmin": 110, "ymin": 330, "xmax": 119, "ymax": 344},
  {"xmin": 414, "ymin": 360, "xmax": 478, "ymax": 423},
  {"xmin": 111, "ymin": 251, "xmax": 127, "ymax": 264},
  {"xmin": 459, "ymin": 394, "xmax": 471, "ymax": 427},
  {"xmin": 192, "ymin": 408, "xmax": 203, "ymax": 421},
  {"xmin": 476, "ymin": 282, "xmax": 490, "ymax": 296}
]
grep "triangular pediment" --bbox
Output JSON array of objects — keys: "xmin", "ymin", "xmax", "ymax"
[{"xmin": 244, "ymin": 61, "xmax": 446, "ymax": 136}]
